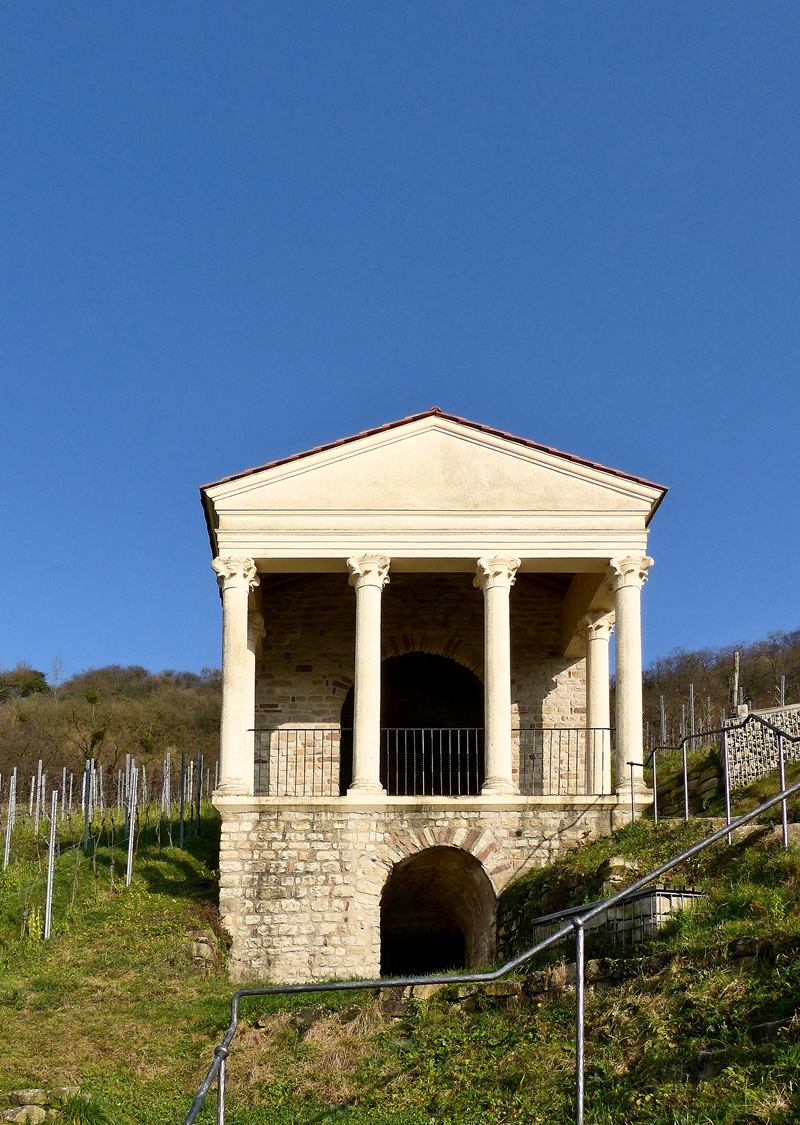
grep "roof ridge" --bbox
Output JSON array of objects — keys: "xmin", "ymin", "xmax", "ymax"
[{"xmin": 199, "ymin": 408, "xmax": 668, "ymax": 503}]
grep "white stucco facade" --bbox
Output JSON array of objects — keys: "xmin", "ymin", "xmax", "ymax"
[{"xmin": 201, "ymin": 408, "xmax": 666, "ymax": 982}]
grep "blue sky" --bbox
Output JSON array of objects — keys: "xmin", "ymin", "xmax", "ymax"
[{"xmin": 1, "ymin": 2, "xmax": 798, "ymax": 679}]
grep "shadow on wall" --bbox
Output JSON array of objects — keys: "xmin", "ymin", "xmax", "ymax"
[
  {"xmin": 339, "ymin": 652, "xmax": 485, "ymax": 795},
  {"xmin": 380, "ymin": 845, "xmax": 496, "ymax": 976}
]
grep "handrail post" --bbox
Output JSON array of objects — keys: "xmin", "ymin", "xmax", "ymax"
[
  {"xmin": 722, "ymin": 729, "xmax": 732, "ymax": 846},
  {"xmin": 216, "ymin": 1045, "xmax": 228, "ymax": 1125},
  {"xmin": 682, "ymin": 742, "xmax": 689, "ymax": 821},
  {"xmin": 778, "ymin": 735, "xmax": 789, "ymax": 850},
  {"xmin": 573, "ymin": 917, "xmax": 586, "ymax": 1125},
  {"xmin": 652, "ymin": 749, "xmax": 658, "ymax": 823}
]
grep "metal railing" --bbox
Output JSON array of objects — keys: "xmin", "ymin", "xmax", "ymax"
[
  {"xmin": 381, "ymin": 728, "xmax": 483, "ymax": 795},
  {"xmin": 254, "ymin": 726, "xmax": 614, "ymax": 797},
  {"xmin": 254, "ymin": 727, "xmax": 484, "ymax": 798},
  {"xmin": 183, "ymin": 769, "xmax": 800, "ymax": 1125},
  {"xmin": 254, "ymin": 728, "xmax": 343, "ymax": 796},
  {"xmin": 516, "ymin": 727, "xmax": 613, "ymax": 796},
  {"xmin": 650, "ymin": 710, "xmax": 800, "ymax": 846}
]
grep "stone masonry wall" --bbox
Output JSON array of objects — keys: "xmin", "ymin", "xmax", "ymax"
[
  {"xmin": 255, "ymin": 573, "xmax": 587, "ymax": 792},
  {"xmin": 218, "ymin": 798, "xmax": 615, "ymax": 983},
  {"xmin": 723, "ymin": 705, "xmax": 800, "ymax": 789}
]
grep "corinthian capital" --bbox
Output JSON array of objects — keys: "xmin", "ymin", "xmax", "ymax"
[
  {"xmin": 473, "ymin": 555, "xmax": 521, "ymax": 593},
  {"xmin": 606, "ymin": 556, "xmax": 654, "ymax": 593},
  {"xmin": 212, "ymin": 556, "xmax": 260, "ymax": 592},
  {"xmin": 580, "ymin": 610, "xmax": 615, "ymax": 642},
  {"xmin": 347, "ymin": 553, "xmax": 391, "ymax": 590}
]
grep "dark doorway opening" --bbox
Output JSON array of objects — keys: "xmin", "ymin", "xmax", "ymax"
[
  {"xmin": 338, "ymin": 653, "xmax": 484, "ymax": 794},
  {"xmin": 380, "ymin": 846, "xmax": 496, "ymax": 976}
]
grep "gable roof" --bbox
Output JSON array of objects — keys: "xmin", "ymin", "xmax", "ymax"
[{"xmin": 200, "ymin": 406, "xmax": 668, "ymax": 505}]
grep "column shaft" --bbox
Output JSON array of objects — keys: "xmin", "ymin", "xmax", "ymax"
[
  {"xmin": 212, "ymin": 557, "xmax": 260, "ymax": 796},
  {"xmin": 475, "ymin": 556, "xmax": 520, "ymax": 795},
  {"xmin": 247, "ymin": 612, "xmax": 266, "ymax": 788},
  {"xmin": 583, "ymin": 612, "xmax": 614, "ymax": 795},
  {"xmin": 347, "ymin": 554, "xmax": 390, "ymax": 795},
  {"xmin": 607, "ymin": 556, "xmax": 653, "ymax": 799}
]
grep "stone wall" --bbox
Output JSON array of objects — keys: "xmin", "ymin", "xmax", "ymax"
[
  {"xmin": 255, "ymin": 573, "xmax": 587, "ymax": 793},
  {"xmin": 217, "ymin": 795, "xmax": 617, "ymax": 984},
  {"xmin": 723, "ymin": 705, "xmax": 800, "ymax": 789}
]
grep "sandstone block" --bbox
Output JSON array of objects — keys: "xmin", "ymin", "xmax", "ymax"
[
  {"xmin": 8, "ymin": 1095, "xmax": 47, "ymax": 1108},
  {"xmin": 47, "ymin": 1090, "xmax": 80, "ymax": 1103},
  {"xmin": 484, "ymin": 980, "xmax": 523, "ymax": 997},
  {"xmin": 3, "ymin": 1109, "xmax": 46, "ymax": 1124},
  {"xmin": 410, "ymin": 983, "xmax": 444, "ymax": 999}
]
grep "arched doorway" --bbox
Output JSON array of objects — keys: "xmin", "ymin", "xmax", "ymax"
[
  {"xmin": 338, "ymin": 652, "xmax": 484, "ymax": 795},
  {"xmin": 380, "ymin": 846, "xmax": 496, "ymax": 976}
]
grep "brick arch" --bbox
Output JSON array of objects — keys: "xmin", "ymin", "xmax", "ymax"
[
  {"xmin": 367, "ymin": 825, "xmax": 511, "ymax": 893},
  {"xmin": 381, "ymin": 631, "xmax": 484, "ymax": 681}
]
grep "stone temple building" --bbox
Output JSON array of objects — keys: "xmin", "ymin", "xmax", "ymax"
[{"xmin": 201, "ymin": 408, "xmax": 666, "ymax": 983}]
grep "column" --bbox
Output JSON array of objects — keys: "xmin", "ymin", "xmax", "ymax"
[
  {"xmin": 581, "ymin": 610, "xmax": 615, "ymax": 795},
  {"xmin": 347, "ymin": 553, "xmax": 390, "ymax": 795},
  {"xmin": 247, "ymin": 611, "xmax": 266, "ymax": 784},
  {"xmin": 212, "ymin": 556, "xmax": 260, "ymax": 795},
  {"xmin": 607, "ymin": 556, "xmax": 653, "ymax": 798},
  {"xmin": 474, "ymin": 555, "xmax": 521, "ymax": 795}
]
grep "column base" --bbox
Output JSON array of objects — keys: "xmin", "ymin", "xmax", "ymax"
[
  {"xmin": 481, "ymin": 776, "xmax": 519, "ymax": 796},
  {"xmin": 614, "ymin": 784, "xmax": 653, "ymax": 802},
  {"xmin": 347, "ymin": 779, "xmax": 387, "ymax": 797},
  {"xmin": 612, "ymin": 785, "xmax": 653, "ymax": 829},
  {"xmin": 215, "ymin": 781, "xmax": 253, "ymax": 798}
]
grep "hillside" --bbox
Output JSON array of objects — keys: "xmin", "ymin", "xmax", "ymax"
[
  {"xmin": 3, "ymin": 622, "xmax": 799, "ymax": 781},
  {"xmin": 1, "ymin": 775, "xmax": 799, "ymax": 1124},
  {"xmin": 0, "ymin": 664, "xmax": 221, "ymax": 780},
  {"xmin": 641, "ymin": 629, "xmax": 800, "ymax": 746}
]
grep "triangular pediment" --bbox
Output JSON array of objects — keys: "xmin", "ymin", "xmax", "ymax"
[{"xmin": 204, "ymin": 413, "xmax": 664, "ymax": 518}]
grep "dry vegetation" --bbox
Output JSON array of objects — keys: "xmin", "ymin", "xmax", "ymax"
[
  {"xmin": 232, "ymin": 1004, "xmax": 389, "ymax": 1103},
  {"xmin": 641, "ymin": 629, "xmax": 800, "ymax": 743},
  {"xmin": 0, "ymin": 664, "xmax": 221, "ymax": 779}
]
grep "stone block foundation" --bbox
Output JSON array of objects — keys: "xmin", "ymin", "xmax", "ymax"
[{"xmin": 215, "ymin": 794, "xmax": 623, "ymax": 983}]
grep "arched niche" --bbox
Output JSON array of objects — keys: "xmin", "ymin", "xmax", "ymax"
[{"xmin": 380, "ymin": 845, "xmax": 496, "ymax": 976}]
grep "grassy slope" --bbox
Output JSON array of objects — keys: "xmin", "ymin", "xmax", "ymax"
[
  {"xmin": 2, "ymin": 788, "xmax": 800, "ymax": 1124},
  {"xmin": 0, "ymin": 815, "xmax": 233, "ymax": 1124}
]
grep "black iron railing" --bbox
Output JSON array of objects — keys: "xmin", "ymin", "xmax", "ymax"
[
  {"xmin": 517, "ymin": 727, "xmax": 613, "ymax": 796},
  {"xmin": 254, "ymin": 726, "xmax": 615, "ymax": 797},
  {"xmin": 381, "ymin": 727, "xmax": 483, "ymax": 795},
  {"xmin": 254, "ymin": 727, "xmax": 485, "ymax": 797},
  {"xmin": 254, "ymin": 728, "xmax": 342, "ymax": 796}
]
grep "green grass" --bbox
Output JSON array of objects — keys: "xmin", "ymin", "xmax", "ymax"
[
  {"xmin": 1, "ymin": 802, "xmax": 800, "ymax": 1124},
  {"xmin": 0, "ymin": 811, "xmax": 235, "ymax": 1124}
]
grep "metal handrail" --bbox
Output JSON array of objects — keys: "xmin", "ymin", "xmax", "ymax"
[
  {"xmin": 184, "ymin": 757, "xmax": 800, "ymax": 1125},
  {"xmin": 648, "ymin": 709, "xmax": 800, "ymax": 841}
]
